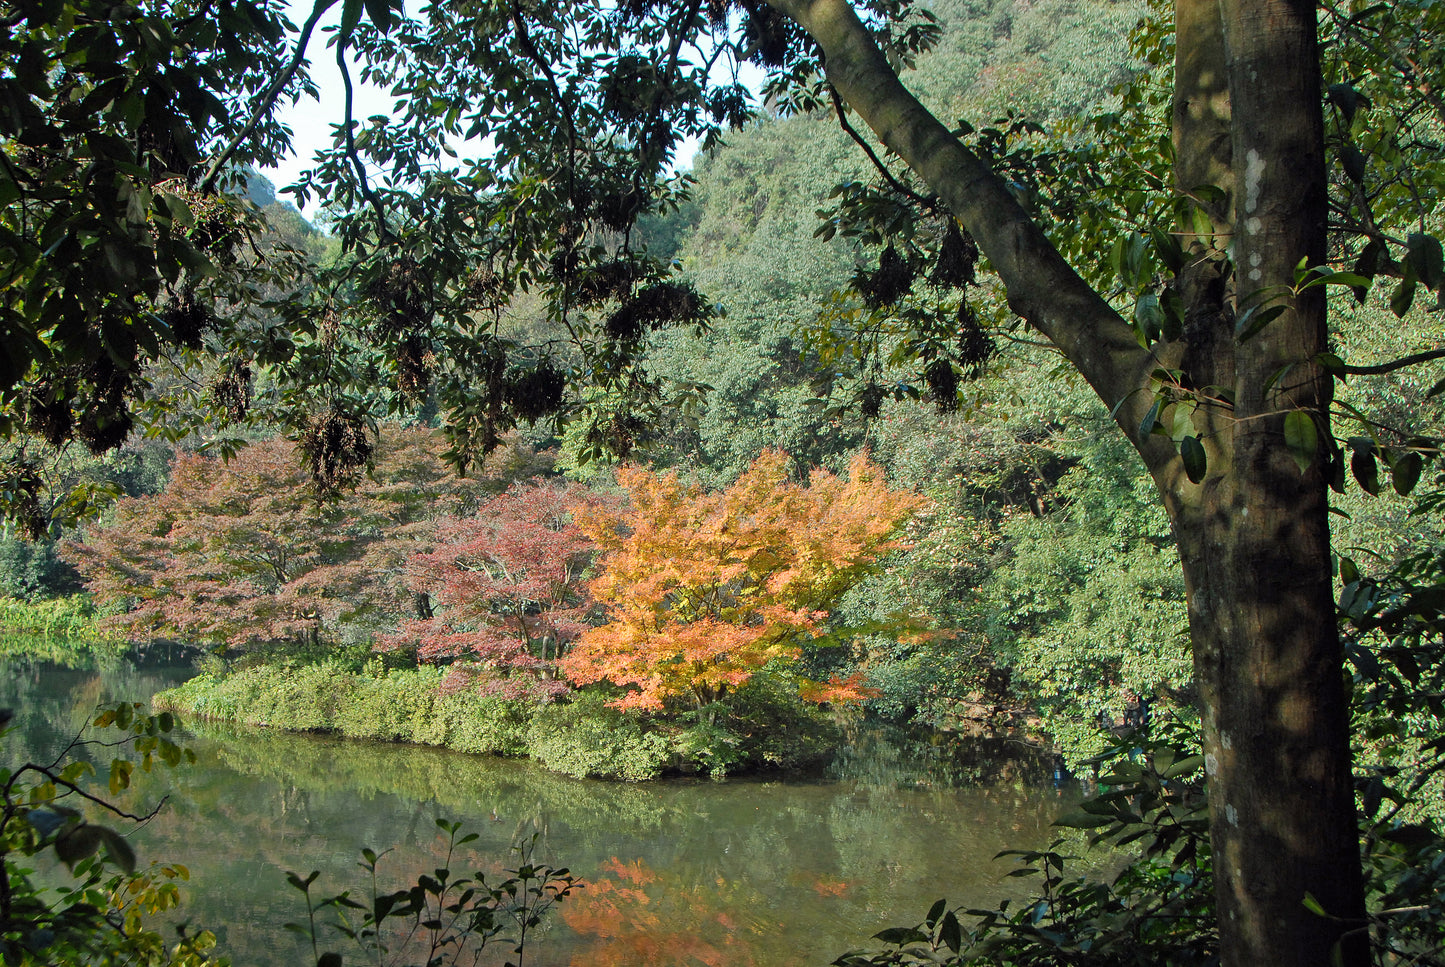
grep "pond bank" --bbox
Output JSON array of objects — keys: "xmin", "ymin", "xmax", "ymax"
[{"xmin": 155, "ymin": 659, "xmax": 846, "ymax": 780}]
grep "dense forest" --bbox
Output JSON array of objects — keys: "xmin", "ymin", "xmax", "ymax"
[{"xmin": 4, "ymin": 0, "xmax": 1445, "ymax": 964}]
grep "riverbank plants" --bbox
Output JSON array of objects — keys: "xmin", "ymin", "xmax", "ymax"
[
  {"xmin": 0, "ymin": 595, "xmax": 126, "ymax": 662},
  {"xmin": 0, "ymin": 703, "xmax": 219, "ymax": 966},
  {"xmin": 154, "ymin": 660, "xmax": 842, "ymax": 780}
]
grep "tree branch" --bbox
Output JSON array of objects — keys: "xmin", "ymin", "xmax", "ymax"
[
  {"xmin": 201, "ymin": 0, "xmax": 338, "ymax": 193},
  {"xmin": 336, "ymin": 39, "xmax": 392, "ymax": 242},
  {"xmin": 828, "ymin": 86, "xmax": 935, "ymax": 210},
  {"xmin": 768, "ymin": 0, "xmax": 1168, "ymax": 465},
  {"xmin": 1342, "ymin": 347, "xmax": 1445, "ymax": 376}
]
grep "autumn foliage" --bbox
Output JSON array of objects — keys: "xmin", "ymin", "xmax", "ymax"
[
  {"xmin": 560, "ymin": 451, "xmax": 924, "ymax": 711},
  {"xmin": 65, "ymin": 429, "xmax": 531, "ymax": 649},
  {"xmin": 378, "ymin": 481, "xmax": 609, "ymax": 700}
]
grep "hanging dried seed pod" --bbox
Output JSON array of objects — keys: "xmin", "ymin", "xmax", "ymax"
[
  {"xmin": 956, "ymin": 302, "xmax": 996, "ymax": 378},
  {"xmin": 299, "ymin": 408, "xmax": 373, "ymax": 495},
  {"xmin": 860, "ymin": 381, "xmax": 886, "ymax": 419},
  {"xmin": 855, "ymin": 244, "xmax": 915, "ymax": 309},
  {"xmin": 3, "ymin": 458, "xmax": 47, "ymax": 540},
  {"xmin": 162, "ymin": 292, "xmax": 213, "ymax": 350},
  {"xmin": 464, "ymin": 266, "xmax": 507, "ymax": 313},
  {"xmin": 932, "ymin": 221, "xmax": 978, "ymax": 289},
  {"xmin": 209, "ymin": 359, "xmax": 252, "ymax": 425},
  {"xmin": 924, "ymin": 358, "xmax": 959, "ymax": 413},
  {"xmin": 505, "ymin": 360, "xmax": 567, "ymax": 422},
  {"xmin": 396, "ymin": 335, "xmax": 435, "ymax": 403},
  {"xmin": 20, "ymin": 379, "xmax": 74, "ymax": 448}
]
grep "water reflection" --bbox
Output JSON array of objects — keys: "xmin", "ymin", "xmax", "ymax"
[{"xmin": 2, "ymin": 656, "xmax": 1081, "ymax": 967}]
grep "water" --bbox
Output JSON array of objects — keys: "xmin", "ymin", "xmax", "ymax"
[{"xmin": 2, "ymin": 654, "xmax": 1081, "ymax": 966}]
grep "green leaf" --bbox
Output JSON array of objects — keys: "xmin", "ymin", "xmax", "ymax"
[
  {"xmin": 363, "ymin": 0, "xmax": 392, "ymax": 33},
  {"xmin": 1138, "ymin": 399, "xmax": 1160, "ymax": 441},
  {"xmin": 1235, "ymin": 302, "xmax": 1287, "ymax": 342},
  {"xmin": 54, "ymin": 825, "xmax": 104, "ymax": 866},
  {"xmin": 1161, "ymin": 754, "xmax": 1205, "ymax": 779},
  {"xmin": 1327, "ymin": 83, "xmax": 1370, "ymax": 125},
  {"xmin": 1406, "ymin": 233, "xmax": 1445, "ymax": 291},
  {"xmin": 1133, "ymin": 292, "xmax": 1162, "ymax": 341},
  {"xmin": 108, "ymin": 758, "xmax": 133, "ymax": 795},
  {"xmin": 1391, "ymin": 279, "xmax": 1417, "ymax": 318},
  {"xmin": 1052, "ymin": 810, "xmax": 1115, "ymax": 829},
  {"xmin": 1339, "ymin": 144, "xmax": 1366, "ymax": 183},
  {"xmin": 1283, "ymin": 410, "xmax": 1317, "ymax": 473},
  {"xmin": 1150, "ymin": 225, "xmax": 1185, "ymax": 274},
  {"xmin": 1351, "ymin": 449, "xmax": 1380, "ymax": 495},
  {"xmin": 939, "ymin": 911, "xmax": 962, "ymax": 953},
  {"xmin": 1390, "ymin": 451, "xmax": 1423, "ymax": 496},
  {"xmin": 1180, "ymin": 435, "xmax": 1206, "ymax": 484},
  {"xmin": 339, "ymin": 0, "xmax": 364, "ymax": 41},
  {"xmin": 873, "ymin": 927, "xmax": 927, "ymax": 946},
  {"xmin": 97, "ymin": 827, "xmax": 137, "ymax": 873}
]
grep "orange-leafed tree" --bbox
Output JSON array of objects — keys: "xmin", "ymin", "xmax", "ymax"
[{"xmin": 559, "ymin": 451, "xmax": 924, "ymax": 712}]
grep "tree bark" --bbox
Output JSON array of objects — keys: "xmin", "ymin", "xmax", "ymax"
[{"xmin": 767, "ymin": 0, "xmax": 1371, "ymax": 964}]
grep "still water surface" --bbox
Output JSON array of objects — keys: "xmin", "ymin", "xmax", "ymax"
[{"xmin": 3, "ymin": 654, "xmax": 1080, "ymax": 966}]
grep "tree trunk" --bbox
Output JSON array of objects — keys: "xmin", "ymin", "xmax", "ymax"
[
  {"xmin": 1182, "ymin": 2, "xmax": 1367, "ymax": 962},
  {"xmin": 769, "ymin": 0, "xmax": 1371, "ymax": 964}
]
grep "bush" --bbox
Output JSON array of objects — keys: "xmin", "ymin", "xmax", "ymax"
[
  {"xmin": 0, "ymin": 536, "xmax": 82, "ymax": 600},
  {"xmin": 526, "ymin": 692, "xmax": 673, "ymax": 781},
  {"xmin": 156, "ymin": 663, "xmax": 538, "ymax": 756},
  {"xmin": 158, "ymin": 661, "xmax": 852, "ymax": 780},
  {"xmin": 0, "ymin": 594, "xmax": 125, "ymax": 659}
]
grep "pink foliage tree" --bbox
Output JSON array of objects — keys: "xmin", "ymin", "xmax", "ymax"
[
  {"xmin": 379, "ymin": 480, "xmax": 608, "ymax": 701},
  {"xmin": 65, "ymin": 428, "xmax": 536, "ymax": 650}
]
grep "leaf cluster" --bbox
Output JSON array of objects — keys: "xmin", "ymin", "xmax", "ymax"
[{"xmin": 1, "ymin": 702, "xmax": 215, "ymax": 966}]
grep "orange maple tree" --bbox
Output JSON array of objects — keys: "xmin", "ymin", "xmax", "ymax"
[{"xmin": 559, "ymin": 450, "xmax": 924, "ymax": 711}]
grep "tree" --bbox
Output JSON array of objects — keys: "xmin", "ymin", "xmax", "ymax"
[
  {"xmin": 774, "ymin": 4, "xmax": 1379, "ymax": 964},
  {"xmin": 65, "ymin": 428, "xmax": 504, "ymax": 650},
  {"xmin": 379, "ymin": 480, "xmax": 606, "ymax": 701},
  {"xmin": 0, "ymin": 0, "xmax": 304, "ymax": 532},
  {"xmin": 560, "ymin": 450, "xmax": 922, "ymax": 711},
  {"xmin": 9, "ymin": 0, "xmax": 1445, "ymax": 963}
]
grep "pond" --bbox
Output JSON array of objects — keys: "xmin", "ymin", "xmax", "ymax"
[{"xmin": 2, "ymin": 653, "xmax": 1082, "ymax": 967}]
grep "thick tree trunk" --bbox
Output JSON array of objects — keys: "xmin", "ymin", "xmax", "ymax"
[
  {"xmin": 770, "ymin": 0, "xmax": 1371, "ymax": 964},
  {"xmin": 1183, "ymin": 2, "xmax": 1367, "ymax": 962}
]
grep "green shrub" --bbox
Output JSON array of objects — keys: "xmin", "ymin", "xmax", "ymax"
[
  {"xmin": 158, "ymin": 662, "xmax": 848, "ymax": 781},
  {"xmin": 0, "ymin": 595, "xmax": 124, "ymax": 659},
  {"xmin": 724, "ymin": 678, "xmax": 845, "ymax": 772},
  {"xmin": 0, "ymin": 535, "xmax": 82, "ymax": 600},
  {"xmin": 156, "ymin": 663, "xmax": 539, "ymax": 756},
  {"xmin": 433, "ymin": 690, "xmax": 533, "ymax": 756},
  {"xmin": 526, "ymin": 693, "xmax": 672, "ymax": 781}
]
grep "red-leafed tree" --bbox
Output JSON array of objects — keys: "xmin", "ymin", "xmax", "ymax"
[
  {"xmin": 559, "ymin": 451, "xmax": 924, "ymax": 712},
  {"xmin": 379, "ymin": 480, "xmax": 610, "ymax": 701},
  {"xmin": 65, "ymin": 428, "xmax": 517, "ymax": 650}
]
